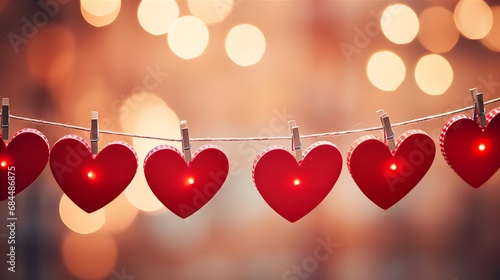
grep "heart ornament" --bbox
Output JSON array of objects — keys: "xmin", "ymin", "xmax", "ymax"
[
  {"xmin": 252, "ymin": 141, "xmax": 342, "ymax": 222},
  {"xmin": 49, "ymin": 135, "xmax": 138, "ymax": 213},
  {"xmin": 144, "ymin": 144, "xmax": 229, "ymax": 218},
  {"xmin": 347, "ymin": 130, "xmax": 435, "ymax": 209},
  {"xmin": 0, "ymin": 128, "xmax": 50, "ymax": 201},
  {"xmin": 439, "ymin": 107, "xmax": 500, "ymax": 188}
]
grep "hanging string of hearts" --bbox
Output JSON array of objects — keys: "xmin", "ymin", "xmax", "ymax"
[{"xmin": 0, "ymin": 91, "xmax": 499, "ymax": 223}]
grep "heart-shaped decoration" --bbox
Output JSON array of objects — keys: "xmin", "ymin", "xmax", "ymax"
[
  {"xmin": 144, "ymin": 144, "xmax": 229, "ymax": 218},
  {"xmin": 49, "ymin": 135, "xmax": 138, "ymax": 213},
  {"xmin": 347, "ymin": 130, "xmax": 435, "ymax": 210},
  {"xmin": 440, "ymin": 108, "xmax": 500, "ymax": 188},
  {"xmin": 0, "ymin": 129, "xmax": 50, "ymax": 201},
  {"xmin": 252, "ymin": 141, "xmax": 342, "ymax": 223}
]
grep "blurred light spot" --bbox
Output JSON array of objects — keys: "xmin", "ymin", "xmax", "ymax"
[
  {"xmin": 478, "ymin": 143, "xmax": 486, "ymax": 152},
  {"xmin": 481, "ymin": 6, "xmax": 500, "ymax": 51},
  {"xmin": 0, "ymin": 161, "xmax": 6, "ymax": 167},
  {"xmin": 179, "ymin": 255, "xmax": 238, "ymax": 280},
  {"xmin": 188, "ymin": 0, "xmax": 233, "ymax": 24},
  {"xmin": 390, "ymin": 163, "xmax": 397, "ymax": 171},
  {"xmin": 27, "ymin": 25, "xmax": 75, "ymax": 90},
  {"xmin": 367, "ymin": 51, "xmax": 406, "ymax": 91},
  {"xmin": 418, "ymin": 7, "xmax": 459, "ymax": 53},
  {"xmin": 0, "ymin": 0, "xmax": 9, "ymax": 12},
  {"xmin": 293, "ymin": 179, "xmax": 300, "ymax": 186},
  {"xmin": 217, "ymin": 169, "xmax": 268, "ymax": 230},
  {"xmin": 145, "ymin": 208, "xmax": 210, "ymax": 251},
  {"xmin": 225, "ymin": 24, "xmax": 266, "ymax": 66},
  {"xmin": 381, "ymin": 4, "xmax": 419, "ymax": 44},
  {"xmin": 168, "ymin": 16, "xmax": 209, "ymax": 59},
  {"xmin": 454, "ymin": 0, "xmax": 493, "ymax": 39},
  {"xmin": 415, "ymin": 54, "xmax": 453, "ymax": 95},
  {"xmin": 102, "ymin": 194, "xmax": 139, "ymax": 233},
  {"xmin": 72, "ymin": 87, "xmax": 114, "ymax": 145},
  {"xmin": 187, "ymin": 177, "xmax": 195, "ymax": 185},
  {"xmin": 138, "ymin": 0, "xmax": 179, "ymax": 35},
  {"xmin": 59, "ymin": 194, "xmax": 105, "ymax": 234},
  {"xmin": 81, "ymin": 0, "xmax": 120, "ymax": 17},
  {"xmin": 81, "ymin": 0, "xmax": 120, "ymax": 27},
  {"xmin": 121, "ymin": 93, "xmax": 180, "ymax": 212},
  {"xmin": 62, "ymin": 231, "xmax": 117, "ymax": 280}
]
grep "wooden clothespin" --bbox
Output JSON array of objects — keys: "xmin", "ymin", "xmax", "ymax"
[
  {"xmin": 180, "ymin": 120, "xmax": 192, "ymax": 163},
  {"xmin": 1, "ymin": 98, "xmax": 9, "ymax": 141},
  {"xmin": 470, "ymin": 88, "xmax": 486, "ymax": 128},
  {"xmin": 90, "ymin": 111, "xmax": 99, "ymax": 155},
  {"xmin": 289, "ymin": 120, "xmax": 303, "ymax": 161},
  {"xmin": 377, "ymin": 110, "xmax": 396, "ymax": 151}
]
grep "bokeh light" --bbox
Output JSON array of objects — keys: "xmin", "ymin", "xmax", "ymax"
[
  {"xmin": 381, "ymin": 4, "xmax": 419, "ymax": 44},
  {"xmin": 415, "ymin": 54, "xmax": 453, "ymax": 95},
  {"xmin": 178, "ymin": 255, "xmax": 239, "ymax": 280},
  {"xmin": 62, "ymin": 231, "xmax": 117, "ymax": 280},
  {"xmin": 27, "ymin": 25, "xmax": 75, "ymax": 90},
  {"xmin": 120, "ymin": 93, "xmax": 181, "ymax": 212},
  {"xmin": 454, "ymin": 0, "xmax": 493, "ymax": 40},
  {"xmin": 188, "ymin": 0, "xmax": 234, "ymax": 24},
  {"xmin": 80, "ymin": 0, "xmax": 121, "ymax": 17},
  {"xmin": 0, "ymin": 0, "xmax": 8, "ymax": 12},
  {"xmin": 367, "ymin": 51, "xmax": 406, "ymax": 91},
  {"xmin": 59, "ymin": 194, "xmax": 105, "ymax": 234},
  {"xmin": 390, "ymin": 163, "xmax": 397, "ymax": 171},
  {"xmin": 80, "ymin": 0, "xmax": 121, "ymax": 27},
  {"xmin": 137, "ymin": 0, "xmax": 179, "ymax": 35},
  {"xmin": 478, "ymin": 143, "xmax": 486, "ymax": 152},
  {"xmin": 418, "ymin": 7, "xmax": 459, "ymax": 53},
  {"xmin": 102, "ymin": 193, "xmax": 139, "ymax": 233},
  {"xmin": 145, "ymin": 208, "xmax": 211, "ymax": 251},
  {"xmin": 167, "ymin": 16, "xmax": 209, "ymax": 59},
  {"xmin": 225, "ymin": 24, "xmax": 266, "ymax": 67},
  {"xmin": 481, "ymin": 6, "xmax": 500, "ymax": 52},
  {"xmin": 72, "ymin": 87, "xmax": 115, "ymax": 144}
]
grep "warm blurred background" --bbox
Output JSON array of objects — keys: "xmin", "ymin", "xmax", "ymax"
[{"xmin": 1, "ymin": 0, "xmax": 500, "ymax": 279}]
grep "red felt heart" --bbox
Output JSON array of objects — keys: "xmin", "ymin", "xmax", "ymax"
[
  {"xmin": 144, "ymin": 144, "xmax": 229, "ymax": 218},
  {"xmin": 440, "ymin": 108, "xmax": 500, "ymax": 188},
  {"xmin": 0, "ymin": 129, "xmax": 49, "ymax": 201},
  {"xmin": 49, "ymin": 135, "xmax": 138, "ymax": 213},
  {"xmin": 347, "ymin": 130, "xmax": 435, "ymax": 210},
  {"xmin": 252, "ymin": 141, "xmax": 342, "ymax": 223}
]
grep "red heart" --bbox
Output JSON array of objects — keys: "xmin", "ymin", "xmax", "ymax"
[
  {"xmin": 0, "ymin": 129, "xmax": 49, "ymax": 201},
  {"xmin": 440, "ymin": 108, "xmax": 500, "ymax": 188},
  {"xmin": 49, "ymin": 135, "xmax": 138, "ymax": 213},
  {"xmin": 252, "ymin": 141, "xmax": 342, "ymax": 223},
  {"xmin": 144, "ymin": 144, "xmax": 229, "ymax": 218},
  {"xmin": 347, "ymin": 130, "xmax": 435, "ymax": 209}
]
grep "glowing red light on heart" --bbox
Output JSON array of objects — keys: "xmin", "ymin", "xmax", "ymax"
[
  {"xmin": 477, "ymin": 143, "xmax": 486, "ymax": 152},
  {"xmin": 390, "ymin": 163, "xmax": 397, "ymax": 171}
]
